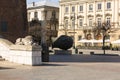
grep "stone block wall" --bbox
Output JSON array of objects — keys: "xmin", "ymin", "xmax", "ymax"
[{"xmin": 0, "ymin": 38, "xmax": 42, "ymax": 66}]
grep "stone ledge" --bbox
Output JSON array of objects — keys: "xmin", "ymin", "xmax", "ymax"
[
  {"xmin": 10, "ymin": 45, "xmax": 42, "ymax": 51},
  {"xmin": 0, "ymin": 38, "xmax": 42, "ymax": 66},
  {"xmin": 54, "ymin": 50, "xmax": 72, "ymax": 55}
]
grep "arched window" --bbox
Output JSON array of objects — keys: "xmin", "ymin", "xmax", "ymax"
[{"xmin": 106, "ymin": 17, "xmax": 111, "ymax": 26}]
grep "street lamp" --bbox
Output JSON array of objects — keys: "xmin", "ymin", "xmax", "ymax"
[
  {"xmin": 71, "ymin": 13, "xmax": 76, "ymax": 49},
  {"xmin": 71, "ymin": 13, "xmax": 78, "ymax": 53}
]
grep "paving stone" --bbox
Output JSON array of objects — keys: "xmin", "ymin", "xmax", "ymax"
[{"xmin": 1, "ymin": 55, "xmax": 120, "ymax": 80}]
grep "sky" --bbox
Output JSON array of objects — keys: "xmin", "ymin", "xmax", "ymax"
[{"xmin": 27, "ymin": 0, "xmax": 59, "ymax": 4}]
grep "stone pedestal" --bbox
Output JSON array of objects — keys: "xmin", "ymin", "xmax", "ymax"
[
  {"xmin": 0, "ymin": 39, "xmax": 42, "ymax": 66},
  {"xmin": 54, "ymin": 50, "xmax": 72, "ymax": 55}
]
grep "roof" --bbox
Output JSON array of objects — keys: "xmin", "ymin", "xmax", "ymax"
[{"xmin": 27, "ymin": 0, "xmax": 59, "ymax": 8}]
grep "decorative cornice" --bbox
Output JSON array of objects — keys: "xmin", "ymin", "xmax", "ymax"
[
  {"xmin": 64, "ymin": 16, "xmax": 69, "ymax": 19},
  {"xmin": 96, "ymin": 14, "xmax": 103, "ymax": 17},
  {"xmin": 77, "ymin": 15, "xmax": 84, "ymax": 19},
  {"xmin": 88, "ymin": 14, "xmax": 94, "ymax": 17},
  {"xmin": 105, "ymin": 13, "xmax": 112, "ymax": 16}
]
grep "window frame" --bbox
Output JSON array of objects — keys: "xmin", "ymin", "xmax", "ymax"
[
  {"xmin": 89, "ymin": 4, "xmax": 93, "ymax": 11},
  {"xmin": 97, "ymin": 18, "xmax": 102, "ymax": 27},
  {"xmin": 65, "ymin": 6, "xmax": 69, "ymax": 13},
  {"xmin": 79, "ymin": 18, "xmax": 83, "ymax": 27},
  {"xmin": 106, "ymin": 17, "xmax": 111, "ymax": 25},
  {"xmin": 71, "ymin": 6, "xmax": 75, "ymax": 13},
  {"xmin": 71, "ymin": 19, "xmax": 75, "ymax": 29},
  {"xmin": 89, "ymin": 18, "xmax": 93, "ymax": 27},
  {"xmin": 79, "ymin": 5, "xmax": 83, "ymax": 12},
  {"xmin": 34, "ymin": 11, "xmax": 38, "ymax": 19},
  {"xmin": 97, "ymin": 3, "xmax": 102, "ymax": 10},
  {"xmin": 106, "ymin": 2, "xmax": 111, "ymax": 10}
]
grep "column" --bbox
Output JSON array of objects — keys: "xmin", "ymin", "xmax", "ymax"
[
  {"xmin": 103, "ymin": 0, "xmax": 105, "ymax": 22},
  {"xmin": 68, "ymin": 4, "xmax": 71, "ymax": 29},
  {"xmin": 84, "ymin": 2, "xmax": 87, "ymax": 26},
  {"xmin": 59, "ymin": 5, "xmax": 62, "ymax": 29},
  {"xmin": 111, "ymin": 0, "xmax": 115, "ymax": 26},
  {"xmin": 114, "ymin": 0, "xmax": 119, "ymax": 28}
]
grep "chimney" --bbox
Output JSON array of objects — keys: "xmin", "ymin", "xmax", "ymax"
[{"xmin": 32, "ymin": 2, "xmax": 35, "ymax": 6}]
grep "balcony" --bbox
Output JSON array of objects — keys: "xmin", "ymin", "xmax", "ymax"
[{"xmin": 83, "ymin": 26, "xmax": 93, "ymax": 30}]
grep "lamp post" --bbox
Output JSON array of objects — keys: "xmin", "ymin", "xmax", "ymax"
[
  {"xmin": 71, "ymin": 13, "xmax": 76, "ymax": 49},
  {"xmin": 71, "ymin": 13, "xmax": 78, "ymax": 54},
  {"xmin": 64, "ymin": 20, "xmax": 68, "ymax": 35}
]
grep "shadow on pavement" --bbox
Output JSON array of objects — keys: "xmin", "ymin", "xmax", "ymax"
[
  {"xmin": 0, "ymin": 67, "xmax": 15, "ymax": 70},
  {"xmin": 49, "ymin": 54, "xmax": 120, "ymax": 63},
  {"xmin": 91, "ymin": 54, "xmax": 119, "ymax": 56},
  {"xmin": 41, "ymin": 63, "xmax": 67, "ymax": 66}
]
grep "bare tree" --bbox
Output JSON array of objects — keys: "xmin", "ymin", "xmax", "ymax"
[
  {"xmin": 93, "ymin": 22, "xmax": 111, "ymax": 54},
  {"xmin": 28, "ymin": 20, "xmax": 42, "ymax": 44}
]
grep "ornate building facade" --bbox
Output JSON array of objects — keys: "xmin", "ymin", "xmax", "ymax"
[
  {"xmin": 27, "ymin": 0, "xmax": 59, "ymax": 46},
  {"xmin": 58, "ymin": 0, "xmax": 120, "ymax": 47},
  {"xmin": 0, "ymin": 0, "xmax": 28, "ymax": 42}
]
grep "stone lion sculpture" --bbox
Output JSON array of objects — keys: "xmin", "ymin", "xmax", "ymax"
[{"xmin": 15, "ymin": 36, "xmax": 38, "ymax": 46}]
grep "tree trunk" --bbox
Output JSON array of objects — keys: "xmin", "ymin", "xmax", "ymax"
[{"xmin": 103, "ymin": 35, "xmax": 106, "ymax": 54}]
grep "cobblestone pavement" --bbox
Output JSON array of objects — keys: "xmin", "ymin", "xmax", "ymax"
[{"xmin": 1, "ymin": 54, "xmax": 120, "ymax": 80}]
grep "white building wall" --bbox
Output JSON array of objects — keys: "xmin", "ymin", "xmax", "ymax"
[
  {"xmin": 38, "ymin": 10, "xmax": 42, "ymax": 20},
  {"xmin": 59, "ymin": 0, "xmax": 120, "ymax": 47}
]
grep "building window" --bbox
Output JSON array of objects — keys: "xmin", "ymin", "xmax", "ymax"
[
  {"xmin": 79, "ymin": 5, "xmax": 83, "ymax": 12},
  {"xmin": 65, "ymin": 20, "xmax": 68, "ymax": 29},
  {"xmin": 97, "ymin": 3, "xmax": 102, "ymax": 10},
  {"xmin": 52, "ymin": 10, "xmax": 56, "ymax": 18},
  {"xmin": 65, "ymin": 6, "xmax": 69, "ymax": 13},
  {"xmin": 1, "ymin": 21, "xmax": 8, "ymax": 32},
  {"xmin": 107, "ymin": 2, "xmax": 111, "ymax": 9},
  {"xmin": 89, "ymin": 4, "xmax": 93, "ymax": 11},
  {"xmin": 79, "ymin": 19, "xmax": 83, "ymax": 27},
  {"xmin": 72, "ymin": 6, "xmax": 75, "ymax": 12},
  {"xmin": 78, "ymin": 35, "xmax": 82, "ymax": 41},
  {"xmin": 89, "ymin": 19, "xmax": 92, "ymax": 27},
  {"xmin": 71, "ymin": 20, "xmax": 75, "ymax": 29},
  {"xmin": 106, "ymin": 17, "xmax": 111, "ymax": 25},
  {"xmin": 97, "ymin": 18, "xmax": 102, "ymax": 27},
  {"xmin": 34, "ymin": 12, "xmax": 38, "ymax": 19}
]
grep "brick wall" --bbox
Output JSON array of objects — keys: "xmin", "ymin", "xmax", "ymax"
[{"xmin": 0, "ymin": 0, "xmax": 28, "ymax": 43}]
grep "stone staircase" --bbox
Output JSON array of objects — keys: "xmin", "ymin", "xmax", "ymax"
[{"xmin": 0, "ymin": 56, "xmax": 5, "ymax": 61}]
